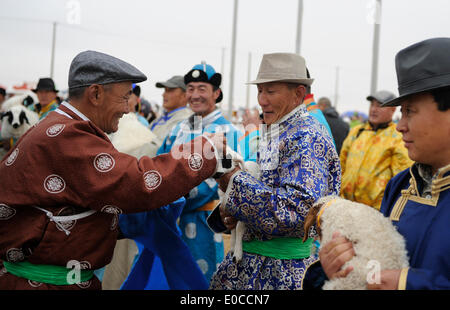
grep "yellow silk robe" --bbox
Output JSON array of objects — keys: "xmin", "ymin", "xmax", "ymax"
[{"xmin": 340, "ymin": 122, "xmax": 413, "ymax": 210}]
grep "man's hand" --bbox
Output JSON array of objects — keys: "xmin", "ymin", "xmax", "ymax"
[
  {"xmin": 217, "ymin": 167, "xmax": 240, "ymax": 192},
  {"xmin": 242, "ymin": 109, "xmax": 262, "ymax": 129},
  {"xmin": 319, "ymin": 231, "xmax": 355, "ymax": 279},
  {"xmin": 367, "ymin": 269, "xmax": 402, "ymax": 290},
  {"xmin": 219, "ymin": 201, "xmax": 238, "ymax": 231}
]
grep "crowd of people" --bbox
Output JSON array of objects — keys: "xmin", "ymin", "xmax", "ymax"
[{"xmin": 0, "ymin": 37, "xmax": 448, "ymax": 291}]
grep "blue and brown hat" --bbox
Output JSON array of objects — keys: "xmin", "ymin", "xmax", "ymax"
[{"xmin": 184, "ymin": 62, "xmax": 223, "ymax": 103}]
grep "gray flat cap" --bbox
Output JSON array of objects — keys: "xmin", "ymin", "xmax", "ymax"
[
  {"xmin": 68, "ymin": 50, "xmax": 147, "ymax": 89},
  {"xmin": 155, "ymin": 75, "xmax": 186, "ymax": 90},
  {"xmin": 366, "ymin": 90, "xmax": 396, "ymax": 104}
]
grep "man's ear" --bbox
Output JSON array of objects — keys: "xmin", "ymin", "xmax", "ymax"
[
  {"xmin": 87, "ymin": 84, "xmax": 102, "ymax": 106},
  {"xmin": 213, "ymin": 88, "xmax": 221, "ymax": 101},
  {"xmin": 296, "ymin": 84, "xmax": 307, "ymax": 101}
]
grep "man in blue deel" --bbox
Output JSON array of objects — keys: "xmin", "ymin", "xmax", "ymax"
[{"xmin": 318, "ymin": 37, "xmax": 450, "ymax": 290}]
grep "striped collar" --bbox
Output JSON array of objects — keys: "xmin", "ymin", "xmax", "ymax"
[{"xmin": 55, "ymin": 101, "xmax": 90, "ymax": 121}]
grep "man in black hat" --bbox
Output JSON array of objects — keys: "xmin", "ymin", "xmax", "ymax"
[
  {"xmin": 0, "ymin": 50, "xmax": 230, "ymax": 290},
  {"xmin": 318, "ymin": 38, "xmax": 450, "ymax": 290},
  {"xmin": 31, "ymin": 77, "xmax": 61, "ymax": 119}
]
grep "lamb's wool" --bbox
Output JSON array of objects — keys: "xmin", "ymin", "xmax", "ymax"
[
  {"xmin": 317, "ymin": 196, "xmax": 409, "ymax": 290},
  {"xmin": 108, "ymin": 113, "xmax": 160, "ymax": 158}
]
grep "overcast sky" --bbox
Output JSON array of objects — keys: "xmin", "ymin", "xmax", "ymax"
[{"xmin": 1, "ymin": 0, "xmax": 449, "ymax": 115}]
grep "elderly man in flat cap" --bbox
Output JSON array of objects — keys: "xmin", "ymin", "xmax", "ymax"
[
  {"xmin": 208, "ymin": 53, "xmax": 341, "ymax": 290},
  {"xmin": 319, "ymin": 38, "xmax": 450, "ymax": 290},
  {"xmin": 0, "ymin": 50, "xmax": 230, "ymax": 290}
]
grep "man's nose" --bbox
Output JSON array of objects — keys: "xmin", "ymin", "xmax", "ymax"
[
  {"xmin": 189, "ymin": 89, "xmax": 201, "ymax": 100},
  {"xmin": 258, "ymin": 94, "xmax": 269, "ymax": 108},
  {"xmin": 396, "ymin": 115, "xmax": 407, "ymax": 133}
]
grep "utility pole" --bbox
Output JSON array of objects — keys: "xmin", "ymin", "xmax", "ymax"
[
  {"xmin": 334, "ymin": 66, "xmax": 340, "ymax": 110},
  {"xmin": 50, "ymin": 22, "xmax": 57, "ymax": 79},
  {"xmin": 245, "ymin": 52, "xmax": 252, "ymax": 110},
  {"xmin": 221, "ymin": 47, "xmax": 226, "ymax": 76},
  {"xmin": 370, "ymin": 0, "xmax": 382, "ymax": 94},
  {"xmin": 295, "ymin": 0, "xmax": 304, "ymax": 54},
  {"xmin": 227, "ymin": 0, "xmax": 239, "ymax": 120}
]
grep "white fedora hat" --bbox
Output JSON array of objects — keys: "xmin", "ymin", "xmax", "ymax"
[{"xmin": 247, "ymin": 52, "xmax": 314, "ymax": 86}]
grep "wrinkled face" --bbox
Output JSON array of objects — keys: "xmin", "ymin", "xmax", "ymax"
[
  {"xmin": 396, "ymin": 92, "xmax": 450, "ymax": 172},
  {"xmin": 98, "ymin": 82, "xmax": 132, "ymax": 134},
  {"xmin": 186, "ymin": 82, "xmax": 219, "ymax": 117},
  {"xmin": 257, "ymin": 82, "xmax": 305, "ymax": 125},
  {"xmin": 162, "ymin": 87, "xmax": 186, "ymax": 112},
  {"xmin": 36, "ymin": 90, "xmax": 58, "ymax": 107},
  {"xmin": 368, "ymin": 99, "xmax": 396, "ymax": 125}
]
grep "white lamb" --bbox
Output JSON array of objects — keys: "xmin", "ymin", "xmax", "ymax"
[
  {"xmin": 108, "ymin": 113, "xmax": 161, "ymax": 159},
  {"xmin": 303, "ymin": 195, "xmax": 409, "ymax": 290},
  {"xmin": 218, "ymin": 148, "xmax": 260, "ymax": 263}
]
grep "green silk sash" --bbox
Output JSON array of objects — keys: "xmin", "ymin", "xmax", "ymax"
[
  {"xmin": 3, "ymin": 261, "xmax": 94, "ymax": 285},
  {"xmin": 242, "ymin": 237, "xmax": 313, "ymax": 259}
]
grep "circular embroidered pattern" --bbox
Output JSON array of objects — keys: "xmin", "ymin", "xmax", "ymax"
[
  {"xmin": 28, "ymin": 280, "xmax": 43, "ymax": 288},
  {"xmin": 0, "ymin": 204, "xmax": 16, "ymax": 220},
  {"xmin": 143, "ymin": 170, "xmax": 162, "ymax": 191},
  {"xmin": 93, "ymin": 153, "xmax": 115, "ymax": 172},
  {"xmin": 192, "ymin": 70, "xmax": 200, "ymax": 78},
  {"xmin": 5, "ymin": 148, "xmax": 19, "ymax": 166},
  {"xmin": 55, "ymin": 207, "xmax": 77, "ymax": 232},
  {"xmin": 76, "ymin": 261, "xmax": 92, "ymax": 289},
  {"xmin": 101, "ymin": 205, "xmax": 122, "ymax": 214},
  {"xmin": 110, "ymin": 214, "xmax": 119, "ymax": 231},
  {"xmin": 44, "ymin": 174, "xmax": 66, "ymax": 194},
  {"xmin": 196, "ymin": 259, "xmax": 209, "ymax": 274},
  {"xmin": 6, "ymin": 248, "xmax": 25, "ymax": 262},
  {"xmin": 101, "ymin": 206, "xmax": 122, "ymax": 230},
  {"xmin": 185, "ymin": 222, "xmax": 197, "ymax": 239},
  {"xmin": 188, "ymin": 153, "xmax": 203, "ymax": 171},
  {"xmin": 46, "ymin": 124, "xmax": 66, "ymax": 137}
]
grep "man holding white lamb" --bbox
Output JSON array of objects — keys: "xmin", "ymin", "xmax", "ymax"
[{"xmin": 319, "ymin": 38, "xmax": 450, "ymax": 290}]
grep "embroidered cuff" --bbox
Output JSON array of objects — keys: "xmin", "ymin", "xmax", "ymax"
[{"xmin": 397, "ymin": 267, "xmax": 409, "ymax": 290}]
